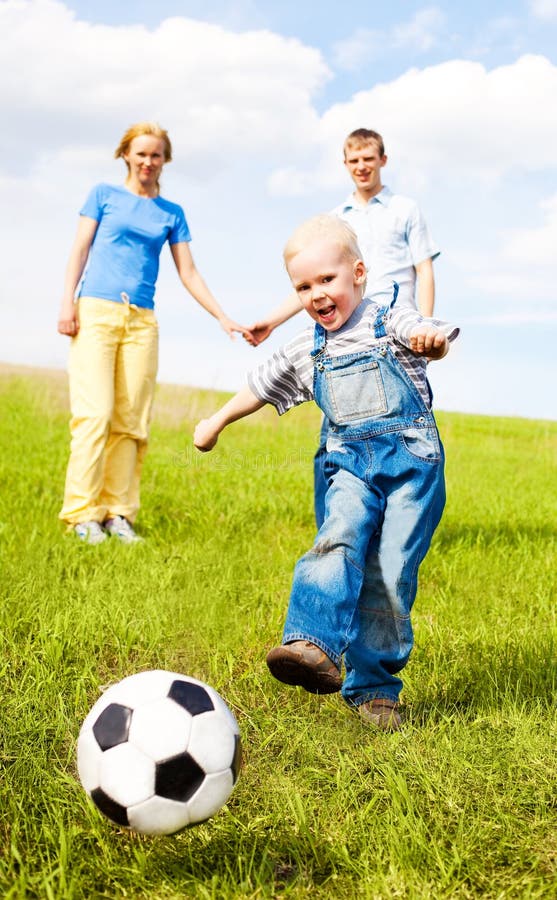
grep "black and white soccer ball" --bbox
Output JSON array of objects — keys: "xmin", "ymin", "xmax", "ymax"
[{"xmin": 77, "ymin": 670, "xmax": 241, "ymax": 835}]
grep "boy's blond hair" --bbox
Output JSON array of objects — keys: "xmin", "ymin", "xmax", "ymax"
[{"xmin": 283, "ymin": 215, "xmax": 363, "ymax": 268}]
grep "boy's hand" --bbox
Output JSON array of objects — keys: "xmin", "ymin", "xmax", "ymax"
[
  {"xmin": 409, "ymin": 325, "xmax": 449, "ymax": 360},
  {"xmin": 194, "ymin": 419, "xmax": 219, "ymax": 452}
]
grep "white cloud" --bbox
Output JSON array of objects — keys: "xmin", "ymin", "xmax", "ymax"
[
  {"xmin": 529, "ymin": 0, "xmax": 557, "ymax": 21},
  {"xmin": 500, "ymin": 194, "xmax": 557, "ymax": 266},
  {"xmin": 331, "ymin": 28, "xmax": 383, "ymax": 71},
  {"xmin": 269, "ymin": 55, "xmax": 557, "ymax": 194},
  {"xmin": 456, "ymin": 193, "xmax": 557, "ymax": 304},
  {"xmin": 2, "ymin": 0, "xmax": 330, "ymax": 177},
  {"xmin": 465, "ymin": 16, "xmax": 524, "ymax": 59},
  {"xmin": 333, "ymin": 7, "xmax": 446, "ymax": 71},
  {"xmin": 391, "ymin": 7, "xmax": 447, "ymax": 52}
]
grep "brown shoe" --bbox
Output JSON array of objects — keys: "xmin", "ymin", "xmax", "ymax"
[
  {"xmin": 266, "ymin": 641, "xmax": 342, "ymax": 694},
  {"xmin": 358, "ymin": 699, "xmax": 402, "ymax": 732}
]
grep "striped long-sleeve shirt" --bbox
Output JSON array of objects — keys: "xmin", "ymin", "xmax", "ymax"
[{"xmin": 248, "ymin": 297, "xmax": 459, "ymax": 415}]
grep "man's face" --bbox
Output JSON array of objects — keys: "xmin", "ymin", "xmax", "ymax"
[
  {"xmin": 287, "ymin": 239, "xmax": 366, "ymax": 332},
  {"xmin": 344, "ymin": 140, "xmax": 387, "ymax": 196}
]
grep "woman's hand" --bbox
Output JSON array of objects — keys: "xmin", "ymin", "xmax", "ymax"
[
  {"xmin": 58, "ymin": 216, "xmax": 98, "ymax": 336},
  {"xmin": 218, "ymin": 315, "xmax": 253, "ymax": 341},
  {"xmin": 58, "ymin": 301, "xmax": 80, "ymax": 336}
]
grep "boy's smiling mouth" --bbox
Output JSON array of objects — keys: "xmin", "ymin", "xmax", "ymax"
[{"xmin": 315, "ymin": 303, "xmax": 336, "ymax": 324}]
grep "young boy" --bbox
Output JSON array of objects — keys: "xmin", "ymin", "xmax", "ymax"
[
  {"xmin": 246, "ymin": 128, "xmax": 440, "ymax": 529},
  {"xmin": 194, "ymin": 216, "xmax": 458, "ymax": 731}
]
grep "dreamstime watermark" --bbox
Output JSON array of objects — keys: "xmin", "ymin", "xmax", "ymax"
[{"xmin": 172, "ymin": 446, "xmax": 315, "ymax": 471}]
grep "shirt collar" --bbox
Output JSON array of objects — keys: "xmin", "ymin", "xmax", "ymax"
[{"xmin": 341, "ymin": 185, "xmax": 392, "ymax": 212}]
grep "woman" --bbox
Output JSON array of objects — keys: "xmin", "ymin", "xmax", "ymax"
[{"xmin": 58, "ymin": 122, "xmax": 247, "ymax": 544}]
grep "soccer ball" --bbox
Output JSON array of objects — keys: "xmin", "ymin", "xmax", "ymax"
[{"xmin": 77, "ymin": 670, "xmax": 241, "ymax": 835}]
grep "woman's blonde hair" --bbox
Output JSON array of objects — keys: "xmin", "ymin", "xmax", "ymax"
[
  {"xmin": 114, "ymin": 122, "xmax": 173, "ymax": 168},
  {"xmin": 283, "ymin": 214, "xmax": 363, "ymax": 267}
]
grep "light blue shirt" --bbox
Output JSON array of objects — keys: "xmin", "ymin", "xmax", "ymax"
[
  {"xmin": 331, "ymin": 186, "xmax": 440, "ymax": 308},
  {"xmin": 78, "ymin": 183, "xmax": 191, "ymax": 309}
]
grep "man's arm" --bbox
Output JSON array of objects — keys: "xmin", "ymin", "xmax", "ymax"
[
  {"xmin": 243, "ymin": 291, "xmax": 302, "ymax": 346},
  {"xmin": 194, "ymin": 386, "xmax": 266, "ymax": 451},
  {"xmin": 414, "ymin": 258, "xmax": 435, "ymax": 317}
]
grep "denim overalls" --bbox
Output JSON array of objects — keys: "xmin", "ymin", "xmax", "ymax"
[{"xmin": 282, "ymin": 304, "xmax": 446, "ymax": 706}]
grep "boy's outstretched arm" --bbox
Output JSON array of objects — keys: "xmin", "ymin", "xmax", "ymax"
[{"xmin": 194, "ymin": 386, "xmax": 266, "ymax": 452}]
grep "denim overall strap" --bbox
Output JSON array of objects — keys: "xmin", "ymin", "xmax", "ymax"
[
  {"xmin": 310, "ymin": 323, "xmax": 328, "ymax": 357},
  {"xmin": 311, "ymin": 323, "xmax": 330, "ymax": 411},
  {"xmin": 373, "ymin": 283, "xmax": 399, "ymax": 340},
  {"xmin": 311, "ymin": 322, "xmax": 330, "ymax": 530},
  {"xmin": 373, "ymin": 306, "xmax": 389, "ymax": 340}
]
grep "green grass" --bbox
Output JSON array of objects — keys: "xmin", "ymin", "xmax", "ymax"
[{"xmin": 0, "ymin": 365, "xmax": 556, "ymax": 899}]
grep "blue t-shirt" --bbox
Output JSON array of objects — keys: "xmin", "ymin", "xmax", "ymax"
[{"xmin": 78, "ymin": 183, "xmax": 191, "ymax": 309}]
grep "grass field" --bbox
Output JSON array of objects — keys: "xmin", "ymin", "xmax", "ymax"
[{"xmin": 0, "ymin": 363, "xmax": 556, "ymax": 899}]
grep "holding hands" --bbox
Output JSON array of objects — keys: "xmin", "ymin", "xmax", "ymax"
[
  {"xmin": 241, "ymin": 320, "xmax": 273, "ymax": 346},
  {"xmin": 218, "ymin": 315, "xmax": 253, "ymax": 341}
]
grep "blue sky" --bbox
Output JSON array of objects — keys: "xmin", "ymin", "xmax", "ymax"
[{"xmin": 2, "ymin": 0, "xmax": 557, "ymax": 419}]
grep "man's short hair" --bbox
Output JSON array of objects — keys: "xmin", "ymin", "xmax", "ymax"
[{"xmin": 344, "ymin": 128, "xmax": 385, "ymax": 158}]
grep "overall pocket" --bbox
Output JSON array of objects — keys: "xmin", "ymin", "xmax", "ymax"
[
  {"xmin": 400, "ymin": 426, "xmax": 441, "ymax": 461},
  {"xmin": 326, "ymin": 360, "xmax": 388, "ymax": 424}
]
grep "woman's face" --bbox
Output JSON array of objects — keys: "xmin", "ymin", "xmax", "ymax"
[{"xmin": 124, "ymin": 135, "xmax": 166, "ymax": 191}]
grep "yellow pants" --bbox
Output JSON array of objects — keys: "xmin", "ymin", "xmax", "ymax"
[{"xmin": 60, "ymin": 297, "xmax": 159, "ymax": 526}]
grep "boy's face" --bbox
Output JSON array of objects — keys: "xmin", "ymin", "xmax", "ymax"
[
  {"xmin": 344, "ymin": 139, "xmax": 387, "ymax": 196},
  {"xmin": 288, "ymin": 239, "xmax": 366, "ymax": 331}
]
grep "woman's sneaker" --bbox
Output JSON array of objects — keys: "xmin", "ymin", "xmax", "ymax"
[
  {"xmin": 104, "ymin": 516, "xmax": 143, "ymax": 544},
  {"xmin": 266, "ymin": 641, "xmax": 342, "ymax": 694},
  {"xmin": 74, "ymin": 521, "xmax": 107, "ymax": 545}
]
